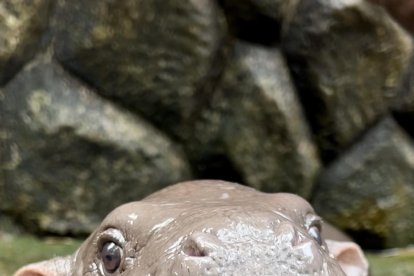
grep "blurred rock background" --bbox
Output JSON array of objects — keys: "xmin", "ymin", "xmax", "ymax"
[{"xmin": 1, "ymin": 0, "xmax": 414, "ymax": 273}]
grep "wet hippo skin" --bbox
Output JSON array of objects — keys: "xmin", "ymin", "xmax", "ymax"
[{"xmin": 15, "ymin": 180, "xmax": 368, "ymax": 276}]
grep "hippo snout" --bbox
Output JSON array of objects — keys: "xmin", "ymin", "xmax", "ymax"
[{"xmin": 169, "ymin": 220, "xmax": 342, "ymax": 276}]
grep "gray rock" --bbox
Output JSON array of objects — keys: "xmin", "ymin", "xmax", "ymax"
[
  {"xmin": 281, "ymin": 0, "xmax": 413, "ymax": 162},
  {"xmin": 392, "ymin": 52, "xmax": 414, "ymax": 138},
  {"xmin": 0, "ymin": 56, "xmax": 192, "ymax": 235},
  {"xmin": 312, "ymin": 117, "xmax": 414, "ymax": 248},
  {"xmin": 368, "ymin": 0, "xmax": 414, "ymax": 33},
  {"xmin": 192, "ymin": 42, "xmax": 320, "ymax": 198},
  {"xmin": 0, "ymin": 213, "xmax": 24, "ymax": 237},
  {"xmin": 396, "ymin": 54, "xmax": 414, "ymax": 110},
  {"xmin": 51, "ymin": 0, "xmax": 226, "ymax": 135},
  {"xmin": 0, "ymin": 0, "xmax": 52, "ymax": 84}
]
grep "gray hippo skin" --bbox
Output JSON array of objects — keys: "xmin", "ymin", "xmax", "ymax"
[{"xmin": 15, "ymin": 180, "xmax": 368, "ymax": 276}]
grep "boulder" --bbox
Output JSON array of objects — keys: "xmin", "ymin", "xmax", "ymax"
[
  {"xmin": 312, "ymin": 117, "xmax": 414, "ymax": 248},
  {"xmin": 0, "ymin": 56, "xmax": 191, "ymax": 235},
  {"xmin": 0, "ymin": 0, "xmax": 52, "ymax": 84},
  {"xmin": 191, "ymin": 42, "xmax": 320, "ymax": 197},
  {"xmin": 281, "ymin": 0, "xmax": 413, "ymax": 162},
  {"xmin": 392, "ymin": 54, "xmax": 414, "ymax": 135},
  {"xmin": 51, "ymin": 0, "xmax": 226, "ymax": 136},
  {"xmin": 368, "ymin": 0, "xmax": 414, "ymax": 33}
]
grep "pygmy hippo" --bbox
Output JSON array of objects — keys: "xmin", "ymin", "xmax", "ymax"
[{"xmin": 15, "ymin": 180, "xmax": 368, "ymax": 276}]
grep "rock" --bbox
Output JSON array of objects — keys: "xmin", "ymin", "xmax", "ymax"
[
  {"xmin": 394, "ymin": 54, "xmax": 414, "ymax": 111},
  {"xmin": 312, "ymin": 117, "xmax": 414, "ymax": 248},
  {"xmin": 0, "ymin": 0, "xmax": 52, "ymax": 84},
  {"xmin": 51, "ymin": 0, "xmax": 226, "ymax": 136},
  {"xmin": 0, "ymin": 213, "xmax": 24, "ymax": 237},
  {"xmin": 392, "ymin": 54, "xmax": 414, "ymax": 136},
  {"xmin": 0, "ymin": 56, "xmax": 192, "ymax": 235},
  {"xmin": 281, "ymin": 0, "xmax": 413, "ymax": 162},
  {"xmin": 368, "ymin": 0, "xmax": 414, "ymax": 33},
  {"xmin": 191, "ymin": 42, "xmax": 320, "ymax": 197}
]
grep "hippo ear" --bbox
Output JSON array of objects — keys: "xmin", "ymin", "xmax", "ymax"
[
  {"xmin": 14, "ymin": 255, "xmax": 73, "ymax": 276},
  {"xmin": 326, "ymin": 240, "xmax": 369, "ymax": 276}
]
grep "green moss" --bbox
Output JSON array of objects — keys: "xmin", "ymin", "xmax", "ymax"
[
  {"xmin": 0, "ymin": 234, "xmax": 81, "ymax": 275},
  {"xmin": 367, "ymin": 250, "xmax": 414, "ymax": 276}
]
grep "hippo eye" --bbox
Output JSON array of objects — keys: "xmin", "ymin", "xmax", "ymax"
[
  {"xmin": 101, "ymin": 241, "xmax": 122, "ymax": 273},
  {"xmin": 96, "ymin": 228, "xmax": 126, "ymax": 274},
  {"xmin": 308, "ymin": 225, "xmax": 323, "ymax": 246},
  {"xmin": 305, "ymin": 214, "xmax": 323, "ymax": 246}
]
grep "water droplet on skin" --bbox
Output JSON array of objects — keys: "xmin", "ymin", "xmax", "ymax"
[
  {"xmin": 127, "ymin": 213, "xmax": 138, "ymax": 225},
  {"xmin": 220, "ymin": 193, "xmax": 229, "ymax": 199}
]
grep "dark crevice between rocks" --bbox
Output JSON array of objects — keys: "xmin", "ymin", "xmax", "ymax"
[
  {"xmin": 345, "ymin": 229, "xmax": 385, "ymax": 250},
  {"xmin": 391, "ymin": 54, "xmax": 414, "ymax": 138},
  {"xmin": 217, "ymin": 0, "xmax": 281, "ymax": 46},
  {"xmin": 392, "ymin": 112, "xmax": 414, "ymax": 138},
  {"xmin": 308, "ymin": 114, "xmax": 389, "ymax": 204},
  {"xmin": 308, "ymin": 113, "xmax": 389, "ymax": 199},
  {"xmin": 328, "ymin": 113, "xmax": 390, "ymax": 160},
  {"xmin": 1, "ymin": 57, "xmax": 31, "ymax": 87},
  {"xmin": 190, "ymin": 154, "xmax": 244, "ymax": 184},
  {"xmin": 175, "ymin": 37, "xmax": 233, "ymax": 142},
  {"xmin": 281, "ymin": 55, "xmax": 337, "ymax": 164},
  {"xmin": 36, "ymin": 0, "xmax": 62, "ymax": 54},
  {"xmin": 178, "ymin": 41, "xmax": 244, "ymax": 185}
]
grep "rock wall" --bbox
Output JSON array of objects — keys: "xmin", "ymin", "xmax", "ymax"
[{"xmin": 1, "ymin": 0, "xmax": 414, "ymax": 248}]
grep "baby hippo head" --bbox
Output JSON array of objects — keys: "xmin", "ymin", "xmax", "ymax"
[{"xmin": 15, "ymin": 180, "xmax": 368, "ymax": 276}]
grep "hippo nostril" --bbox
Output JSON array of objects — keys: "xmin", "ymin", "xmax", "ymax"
[
  {"xmin": 182, "ymin": 232, "xmax": 221, "ymax": 257},
  {"xmin": 179, "ymin": 233, "xmax": 221, "ymax": 276},
  {"xmin": 183, "ymin": 240, "xmax": 207, "ymax": 257}
]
